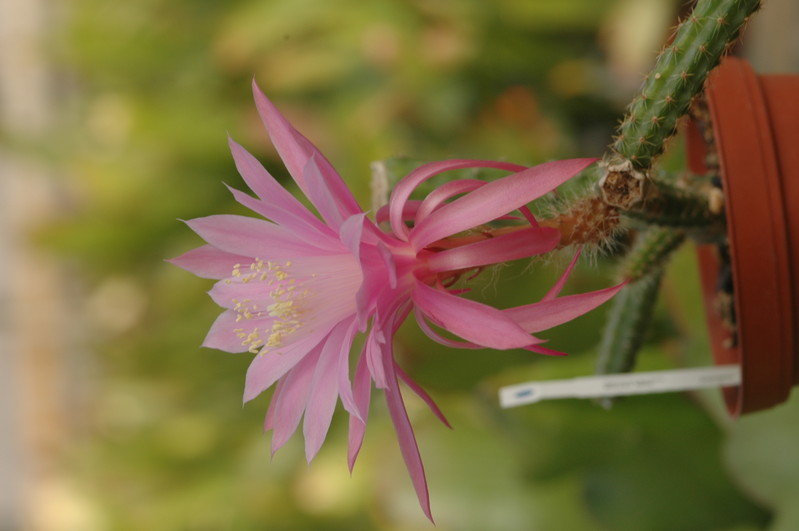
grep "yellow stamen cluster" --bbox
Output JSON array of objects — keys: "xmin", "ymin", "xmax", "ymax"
[{"xmin": 229, "ymin": 259, "xmax": 308, "ymax": 354}]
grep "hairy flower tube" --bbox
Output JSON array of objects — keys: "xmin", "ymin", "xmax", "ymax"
[{"xmin": 170, "ymin": 81, "xmax": 623, "ymax": 521}]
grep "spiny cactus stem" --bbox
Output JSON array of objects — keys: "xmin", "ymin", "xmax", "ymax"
[
  {"xmin": 620, "ymin": 227, "xmax": 686, "ymax": 283},
  {"xmin": 600, "ymin": 0, "xmax": 761, "ymax": 208}
]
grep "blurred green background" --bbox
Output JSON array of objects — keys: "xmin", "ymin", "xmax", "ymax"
[{"xmin": 4, "ymin": 0, "xmax": 799, "ymax": 529}]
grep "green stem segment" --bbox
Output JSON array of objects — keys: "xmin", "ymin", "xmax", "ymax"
[
  {"xmin": 595, "ymin": 228, "xmax": 685, "ymax": 388},
  {"xmin": 611, "ymin": 0, "xmax": 761, "ymax": 171}
]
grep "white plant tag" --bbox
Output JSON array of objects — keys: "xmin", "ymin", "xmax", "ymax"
[{"xmin": 499, "ymin": 365, "xmax": 741, "ymax": 408}]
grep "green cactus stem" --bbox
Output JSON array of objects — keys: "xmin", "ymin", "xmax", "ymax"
[
  {"xmin": 611, "ymin": 0, "xmax": 762, "ymax": 171},
  {"xmin": 595, "ymin": 227, "xmax": 685, "ymax": 394},
  {"xmin": 596, "ymin": 268, "xmax": 664, "ymax": 379},
  {"xmin": 620, "ymin": 227, "xmax": 686, "ymax": 283},
  {"xmin": 621, "ymin": 177, "xmax": 725, "ymax": 234}
]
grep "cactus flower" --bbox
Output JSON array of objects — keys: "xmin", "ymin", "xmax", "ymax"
[{"xmin": 170, "ymin": 82, "xmax": 622, "ymax": 520}]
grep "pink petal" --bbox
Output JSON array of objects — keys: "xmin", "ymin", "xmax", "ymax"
[
  {"xmin": 542, "ymin": 248, "xmax": 581, "ymax": 301},
  {"xmin": 505, "ymin": 283, "xmax": 625, "ymax": 333},
  {"xmin": 263, "ymin": 378, "xmax": 284, "ymax": 432},
  {"xmin": 167, "ymin": 245, "xmax": 251, "ymax": 279},
  {"xmin": 252, "ymin": 81, "xmax": 361, "ymax": 224},
  {"xmin": 395, "ymin": 363, "xmax": 451, "ymax": 428},
  {"xmin": 202, "ymin": 310, "xmax": 267, "ymax": 353},
  {"xmin": 425, "ymin": 227, "xmax": 560, "ymax": 272},
  {"xmin": 335, "ymin": 320, "xmax": 361, "ymax": 419},
  {"xmin": 185, "ymin": 215, "xmax": 339, "ymax": 259},
  {"xmin": 410, "ymin": 158, "xmax": 597, "ymax": 249},
  {"xmin": 412, "ymin": 282, "xmax": 543, "ymax": 350},
  {"xmin": 364, "ymin": 327, "xmax": 388, "ymax": 389},
  {"xmin": 269, "ymin": 347, "xmax": 321, "ymax": 455},
  {"xmin": 389, "ymin": 159, "xmax": 526, "ymax": 242},
  {"xmin": 302, "ymin": 154, "xmax": 361, "ymax": 228},
  {"xmin": 415, "ymin": 179, "xmax": 486, "ymax": 223},
  {"xmin": 243, "ymin": 325, "xmax": 333, "ymax": 403},
  {"xmin": 526, "ymin": 344, "xmax": 569, "ymax": 356},
  {"xmin": 375, "ymin": 200, "xmax": 422, "ymax": 227},
  {"xmin": 414, "ymin": 310, "xmax": 483, "ymax": 350},
  {"xmin": 383, "ymin": 348, "xmax": 433, "ymax": 522},
  {"xmin": 347, "ymin": 355, "xmax": 372, "ymax": 472},
  {"xmin": 225, "ymin": 184, "xmax": 338, "ymax": 249},
  {"xmin": 228, "ymin": 136, "xmax": 331, "ymax": 234},
  {"xmin": 303, "ymin": 330, "xmax": 346, "ymax": 462}
]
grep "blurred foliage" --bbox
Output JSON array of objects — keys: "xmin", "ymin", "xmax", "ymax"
[{"xmin": 27, "ymin": 0, "xmax": 798, "ymax": 528}]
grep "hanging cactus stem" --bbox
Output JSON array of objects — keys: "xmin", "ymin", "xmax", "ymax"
[{"xmin": 611, "ymin": 0, "xmax": 761, "ymax": 172}]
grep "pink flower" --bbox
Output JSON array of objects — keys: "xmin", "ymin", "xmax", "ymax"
[{"xmin": 170, "ymin": 82, "xmax": 622, "ymax": 521}]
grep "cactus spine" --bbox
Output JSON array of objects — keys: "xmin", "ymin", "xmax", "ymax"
[{"xmin": 611, "ymin": 0, "xmax": 761, "ymax": 171}]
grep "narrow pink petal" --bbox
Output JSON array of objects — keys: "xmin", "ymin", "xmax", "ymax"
[
  {"xmin": 225, "ymin": 184, "xmax": 338, "ymax": 248},
  {"xmin": 412, "ymin": 282, "xmax": 543, "ymax": 350},
  {"xmin": 395, "ymin": 363, "xmax": 451, "ymax": 428},
  {"xmin": 376, "ymin": 242, "xmax": 397, "ymax": 289},
  {"xmin": 252, "ymin": 81, "xmax": 361, "ymax": 220},
  {"xmin": 526, "ymin": 344, "xmax": 569, "ymax": 356},
  {"xmin": 375, "ymin": 200, "xmax": 422, "ymax": 226},
  {"xmin": 425, "ymin": 227, "xmax": 560, "ymax": 272},
  {"xmin": 389, "ymin": 159, "xmax": 526, "ymax": 241},
  {"xmin": 347, "ymin": 355, "xmax": 372, "ymax": 472},
  {"xmin": 383, "ymin": 349, "xmax": 433, "ymax": 522},
  {"xmin": 415, "ymin": 179, "xmax": 485, "ymax": 223},
  {"xmin": 339, "ymin": 213, "xmax": 365, "ymax": 264},
  {"xmin": 228, "ymin": 136, "xmax": 330, "ymax": 232},
  {"xmin": 542, "ymin": 249, "xmax": 581, "ymax": 301},
  {"xmin": 414, "ymin": 310, "xmax": 482, "ymax": 350},
  {"xmin": 410, "ymin": 158, "xmax": 597, "ymax": 249},
  {"xmin": 335, "ymin": 320, "xmax": 361, "ymax": 419},
  {"xmin": 269, "ymin": 347, "xmax": 321, "ymax": 455},
  {"xmin": 167, "ymin": 245, "xmax": 251, "ymax": 279},
  {"xmin": 185, "ymin": 215, "xmax": 339, "ymax": 259},
  {"xmin": 202, "ymin": 310, "xmax": 264, "ymax": 353},
  {"xmin": 303, "ymin": 329, "xmax": 346, "ymax": 462},
  {"xmin": 505, "ymin": 283, "xmax": 625, "ymax": 333},
  {"xmin": 264, "ymin": 378, "xmax": 285, "ymax": 431},
  {"xmin": 243, "ymin": 325, "xmax": 333, "ymax": 403},
  {"xmin": 303, "ymin": 155, "xmax": 360, "ymax": 228},
  {"xmin": 365, "ymin": 326, "xmax": 388, "ymax": 389}
]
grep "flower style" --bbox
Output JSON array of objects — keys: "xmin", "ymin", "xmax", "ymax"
[{"xmin": 170, "ymin": 81, "xmax": 623, "ymax": 520}]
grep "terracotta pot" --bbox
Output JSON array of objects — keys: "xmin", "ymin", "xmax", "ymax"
[{"xmin": 687, "ymin": 57, "xmax": 799, "ymax": 416}]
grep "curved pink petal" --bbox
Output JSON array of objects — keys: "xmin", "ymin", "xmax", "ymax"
[
  {"xmin": 202, "ymin": 310, "xmax": 270, "ymax": 353},
  {"xmin": 389, "ymin": 159, "xmax": 526, "ymax": 242},
  {"xmin": 269, "ymin": 347, "xmax": 321, "ymax": 455},
  {"xmin": 410, "ymin": 158, "xmax": 597, "ymax": 249},
  {"xmin": 505, "ymin": 282, "xmax": 626, "ymax": 333},
  {"xmin": 302, "ymin": 154, "xmax": 358, "ymax": 228},
  {"xmin": 383, "ymin": 348, "xmax": 433, "ymax": 522},
  {"xmin": 414, "ymin": 310, "xmax": 483, "ymax": 350},
  {"xmin": 335, "ymin": 320, "xmax": 361, "ymax": 420},
  {"xmin": 395, "ymin": 364, "xmax": 451, "ymax": 429},
  {"xmin": 185, "ymin": 215, "xmax": 340, "ymax": 259},
  {"xmin": 243, "ymin": 325, "xmax": 334, "ymax": 403},
  {"xmin": 228, "ymin": 136, "xmax": 331, "ymax": 233},
  {"xmin": 364, "ymin": 327, "xmax": 388, "ymax": 389},
  {"xmin": 412, "ymin": 282, "xmax": 543, "ymax": 350},
  {"xmin": 303, "ymin": 330, "xmax": 345, "ymax": 462},
  {"xmin": 375, "ymin": 200, "xmax": 422, "ymax": 227},
  {"xmin": 415, "ymin": 179, "xmax": 486, "ymax": 223},
  {"xmin": 542, "ymin": 248, "xmax": 581, "ymax": 301},
  {"xmin": 425, "ymin": 227, "xmax": 560, "ymax": 273},
  {"xmin": 527, "ymin": 344, "xmax": 569, "ymax": 356},
  {"xmin": 252, "ymin": 81, "xmax": 361, "ymax": 223},
  {"xmin": 167, "ymin": 245, "xmax": 251, "ymax": 280},
  {"xmin": 225, "ymin": 184, "xmax": 339, "ymax": 248},
  {"xmin": 347, "ymin": 355, "xmax": 372, "ymax": 472}
]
